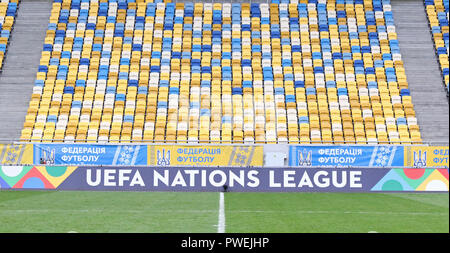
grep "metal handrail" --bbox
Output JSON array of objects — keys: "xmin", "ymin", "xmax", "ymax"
[
  {"xmin": 0, "ymin": 162, "xmax": 447, "ymax": 169},
  {"xmin": 0, "ymin": 138, "xmax": 448, "ymax": 146},
  {"xmin": 0, "ymin": 138, "xmax": 449, "ymax": 145}
]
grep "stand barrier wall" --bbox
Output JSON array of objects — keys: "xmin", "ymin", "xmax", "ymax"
[
  {"xmin": 0, "ymin": 143, "xmax": 448, "ymax": 192},
  {"xmin": 1, "ymin": 143, "xmax": 446, "ymax": 168}
]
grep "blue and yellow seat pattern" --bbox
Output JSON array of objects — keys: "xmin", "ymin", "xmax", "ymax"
[
  {"xmin": 0, "ymin": 0, "xmax": 18, "ymax": 70},
  {"xmin": 21, "ymin": 0, "xmax": 422, "ymax": 144},
  {"xmin": 424, "ymin": 0, "xmax": 449, "ymax": 93}
]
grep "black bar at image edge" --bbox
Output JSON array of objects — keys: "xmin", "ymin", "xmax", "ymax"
[{"xmin": 0, "ymin": 233, "xmax": 448, "ymax": 251}]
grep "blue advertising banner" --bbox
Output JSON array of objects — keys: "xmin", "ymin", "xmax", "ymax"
[
  {"xmin": 289, "ymin": 145, "xmax": 404, "ymax": 167},
  {"xmin": 33, "ymin": 144, "xmax": 147, "ymax": 166}
]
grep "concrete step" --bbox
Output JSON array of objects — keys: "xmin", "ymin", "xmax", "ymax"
[
  {"xmin": 391, "ymin": 0, "xmax": 449, "ymax": 144},
  {"xmin": 0, "ymin": 0, "xmax": 52, "ymax": 140}
]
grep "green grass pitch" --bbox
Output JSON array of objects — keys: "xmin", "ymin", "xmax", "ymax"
[{"xmin": 0, "ymin": 191, "xmax": 448, "ymax": 233}]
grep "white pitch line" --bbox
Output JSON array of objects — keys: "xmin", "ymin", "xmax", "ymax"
[{"xmin": 218, "ymin": 192, "xmax": 226, "ymax": 233}]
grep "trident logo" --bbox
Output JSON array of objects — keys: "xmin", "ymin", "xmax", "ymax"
[
  {"xmin": 298, "ymin": 149, "xmax": 312, "ymax": 166},
  {"xmin": 41, "ymin": 148, "xmax": 55, "ymax": 165},
  {"xmin": 157, "ymin": 149, "xmax": 171, "ymax": 166},
  {"xmin": 413, "ymin": 150, "xmax": 427, "ymax": 167}
]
